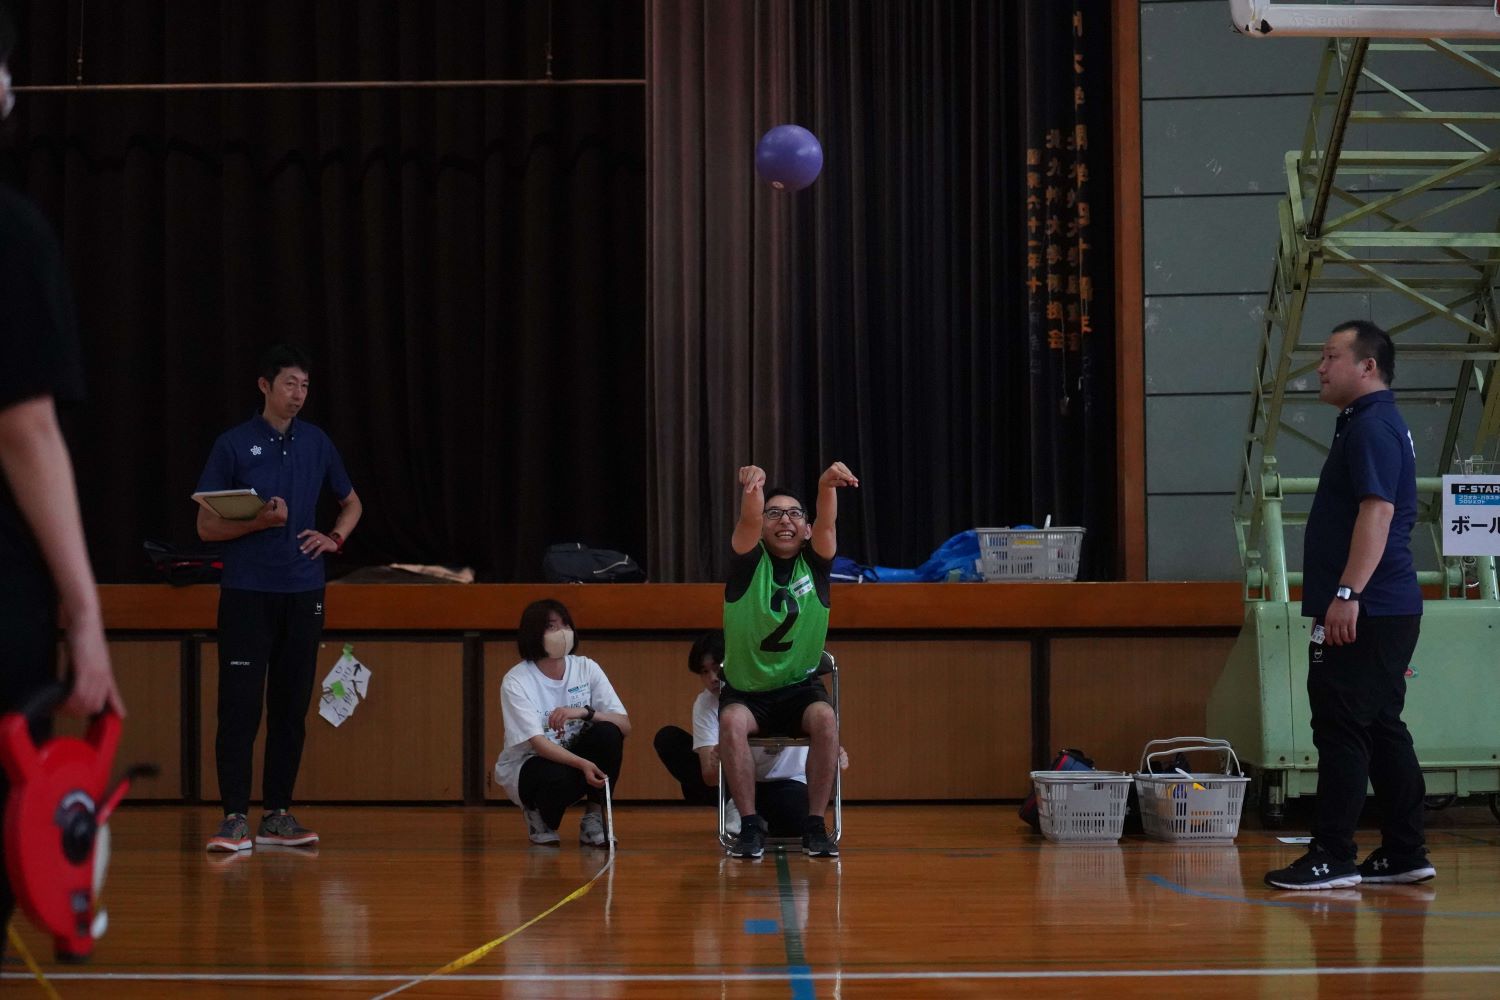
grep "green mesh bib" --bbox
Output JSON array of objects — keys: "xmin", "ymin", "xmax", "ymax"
[{"xmin": 723, "ymin": 546, "xmax": 829, "ymax": 692}]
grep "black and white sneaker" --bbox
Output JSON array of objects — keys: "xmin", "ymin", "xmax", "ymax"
[
  {"xmin": 1358, "ymin": 846, "xmax": 1436, "ymax": 884},
  {"xmin": 802, "ymin": 817, "xmax": 839, "ymax": 858},
  {"xmin": 727, "ymin": 815, "xmax": 766, "ymax": 859},
  {"xmin": 1264, "ymin": 849, "xmax": 1361, "ymax": 890}
]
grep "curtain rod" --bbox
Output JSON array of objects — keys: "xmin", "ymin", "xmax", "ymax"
[{"xmin": 13, "ymin": 78, "xmax": 646, "ymax": 95}]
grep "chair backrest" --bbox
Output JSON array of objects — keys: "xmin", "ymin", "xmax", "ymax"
[{"xmin": 817, "ymin": 651, "xmax": 838, "ymax": 710}]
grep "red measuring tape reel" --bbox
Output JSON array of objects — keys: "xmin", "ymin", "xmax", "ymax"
[{"xmin": 0, "ymin": 683, "xmax": 153, "ymax": 962}]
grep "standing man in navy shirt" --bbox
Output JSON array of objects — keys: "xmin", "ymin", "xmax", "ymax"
[
  {"xmin": 196, "ymin": 344, "xmax": 361, "ymax": 853},
  {"xmin": 1265, "ymin": 321, "xmax": 1432, "ymax": 891}
]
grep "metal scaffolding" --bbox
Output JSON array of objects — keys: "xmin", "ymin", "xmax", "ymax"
[{"xmin": 1234, "ymin": 36, "xmax": 1500, "ymax": 604}]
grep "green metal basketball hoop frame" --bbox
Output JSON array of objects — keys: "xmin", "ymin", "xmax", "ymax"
[{"xmin": 1207, "ymin": 33, "xmax": 1500, "ymax": 826}]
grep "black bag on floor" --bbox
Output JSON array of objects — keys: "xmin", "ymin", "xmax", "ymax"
[
  {"xmin": 542, "ymin": 543, "xmax": 646, "ymax": 583},
  {"xmin": 143, "ymin": 539, "xmax": 223, "ymax": 586}
]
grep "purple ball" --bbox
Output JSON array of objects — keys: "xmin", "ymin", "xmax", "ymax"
[{"xmin": 754, "ymin": 124, "xmax": 824, "ymax": 192}]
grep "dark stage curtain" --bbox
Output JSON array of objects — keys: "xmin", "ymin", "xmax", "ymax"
[
  {"xmin": 647, "ymin": 0, "xmax": 1116, "ymax": 581},
  {"xmin": 1, "ymin": 1, "xmax": 647, "ymax": 583}
]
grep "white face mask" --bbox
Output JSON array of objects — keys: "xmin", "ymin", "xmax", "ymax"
[
  {"xmin": 542, "ymin": 627, "xmax": 574, "ymax": 659},
  {"xmin": 0, "ymin": 67, "xmax": 14, "ymax": 120}
]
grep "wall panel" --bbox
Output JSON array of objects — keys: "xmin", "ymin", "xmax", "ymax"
[
  {"xmin": 198, "ymin": 640, "xmax": 464, "ymax": 803},
  {"xmin": 1050, "ymin": 635, "xmax": 1238, "ymax": 773}
]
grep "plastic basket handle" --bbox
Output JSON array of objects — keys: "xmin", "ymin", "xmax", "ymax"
[
  {"xmin": 1139, "ymin": 736, "xmax": 1231, "ymax": 770},
  {"xmin": 1139, "ymin": 737, "xmax": 1241, "ymax": 777},
  {"xmin": 1139, "ymin": 736, "xmax": 1232, "ymax": 755}
]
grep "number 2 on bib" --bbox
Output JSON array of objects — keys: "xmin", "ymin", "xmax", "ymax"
[{"xmin": 760, "ymin": 587, "xmax": 799, "ymax": 653}]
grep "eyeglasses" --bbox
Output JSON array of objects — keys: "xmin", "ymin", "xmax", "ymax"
[{"xmin": 763, "ymin": 507, "xmax": 806, "ymax": 522}]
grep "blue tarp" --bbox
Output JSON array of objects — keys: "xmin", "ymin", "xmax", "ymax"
[{"xmin": 833, "ymin": 530, "xmax": 983, "ymax": 583}]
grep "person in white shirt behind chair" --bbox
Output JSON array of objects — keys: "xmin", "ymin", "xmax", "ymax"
[
  {"xmin": 494, "ymin": 599, "xmax": 630, "ymax": 847},
  {"xmin": 653, "ymin": 631, "xmax": 847, "ymax": 838}
]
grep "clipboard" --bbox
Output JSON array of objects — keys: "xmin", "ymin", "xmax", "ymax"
[{"xmin": 192, "ymin": 488, "xmax": 263, "ymax": 520}]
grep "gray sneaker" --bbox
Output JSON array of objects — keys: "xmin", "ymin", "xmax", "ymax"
[
  {"xmin": 255, "ymin": 810, "xmax": 319, "ymax": 847},
  {"xmin": 206, "ymin": 813, "xmax": 252, "ymax": 853},
  {"xmin": 523, "ymin": 807, "xmax": 560, "ymax": 845},
  {"xmin": 579, "ymin": 810, "xmax": 608, "ymax": 847}
]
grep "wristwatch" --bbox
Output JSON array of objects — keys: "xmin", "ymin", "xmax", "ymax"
[
  {"xmin": 1334, "ymin": 585, "xmax": 1362, "ymax": 601},
  {"xmin": 582, "ymin": 705, "xmax": 595, "ymax": 722}
]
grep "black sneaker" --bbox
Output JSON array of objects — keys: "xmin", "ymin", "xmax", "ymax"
[
  {"xmin": 1358, "ymin": 846, "xmax": 1436, "ymax": 884},
  {"xmin": 1264, "ymin": 849, "xmax": 1361, "ymax": 890},
  {"xmin": 802, "ymin": 817, "xmax": 839, "ymax": 858},
  {"xmin": 727, "ymin": 815, "xmax": 766, "ymax": 859}
]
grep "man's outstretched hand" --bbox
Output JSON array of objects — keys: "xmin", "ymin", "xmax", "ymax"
[{"xmin": 819, "ymin": 462, "xmax": 859, "ymax": 490}]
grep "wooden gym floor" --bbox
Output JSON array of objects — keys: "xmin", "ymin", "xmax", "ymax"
[{"xmin": 4, "ymin": 803, "xmax": 1499, "ymax": 998}]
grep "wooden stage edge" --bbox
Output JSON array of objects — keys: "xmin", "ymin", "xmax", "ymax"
[{"xmin": 100, "ymin": 581, "xmax": 1247, "ymax": 632}]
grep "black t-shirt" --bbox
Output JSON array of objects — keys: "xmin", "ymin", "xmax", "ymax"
[
  {"xmin": 725, "ymin": 544, "xmax": 833, "ymax": 608},
  {"xmin": 0, "ymin": 184, "xmax": 86, "ymax": 599}
]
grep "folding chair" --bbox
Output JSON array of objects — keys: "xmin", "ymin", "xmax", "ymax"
[{"xmin": 717, "ymin": 651, "xmax": 841, "ymax": 850}]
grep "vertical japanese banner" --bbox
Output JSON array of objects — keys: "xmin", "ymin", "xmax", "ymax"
[
  {"xmin": 1023, "ymin": 0, "xmax": 1108, "ymax": 550},
  {"xmin": 1024, "ymin": 6, "xmax": 1095, "ymax": 398},
  {"xmin": 1441, "ymin": 476, "xmax": 1500, "ymax": 555}
]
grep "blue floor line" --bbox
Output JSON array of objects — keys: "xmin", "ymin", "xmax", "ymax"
[{"xmin": 775, "ymin": 851, "xmax": 816, "ymax": 1000}]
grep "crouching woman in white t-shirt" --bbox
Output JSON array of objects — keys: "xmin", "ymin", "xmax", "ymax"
[{"xmin": 493, "ymin": 599, "xmax": 630, "ymax": 846}]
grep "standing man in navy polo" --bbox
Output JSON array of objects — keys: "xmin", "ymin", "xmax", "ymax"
[
  {"xmin": 196, "ymin": 343, "xmax": 362, "ymax": 853},
  {"xmin": 1265, "ymin": 320, "xmax": 1432, "ymax": 891}
]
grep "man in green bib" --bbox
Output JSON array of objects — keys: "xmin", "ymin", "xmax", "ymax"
[{"xmin": 721, "ymin": 461, "xmax": 858, "ymax": 859}]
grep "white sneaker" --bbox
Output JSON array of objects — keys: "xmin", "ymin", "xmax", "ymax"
[
  {"xmin": 724, "ymin": 799, "xmax": 742, "ymax": 837},
  {"xmin": 523, "ymin": 808, "xmax": 559, "ymax": 845},
  {"xmin": 579, "ymin": 810, "xmax": 608, "ymax": 847}
]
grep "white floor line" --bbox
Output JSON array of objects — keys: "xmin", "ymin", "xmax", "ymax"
[{"xmin": 5, "ymin": 966, "xmax": 1500, "ymax": 984}]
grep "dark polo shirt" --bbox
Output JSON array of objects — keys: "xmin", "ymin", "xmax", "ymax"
[
  {"xmin": 196, "ymin": 413, "xmax": 352, "ymax": 593},
  {"xmin": 1302, "ymin": 389, "xmax": 1421, "ymax": 618}
]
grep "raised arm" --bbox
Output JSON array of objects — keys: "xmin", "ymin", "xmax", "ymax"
[
  {"xmin": 731, "ymin": 465, "xmax": 767, "ymax": 555},
  {"xmin": 0, "ymin": 395, "xmax": 123, "ymax": 717},
  {"xmin": 810, "ymin": 461, "xmax": 859, "ymax": 561}
]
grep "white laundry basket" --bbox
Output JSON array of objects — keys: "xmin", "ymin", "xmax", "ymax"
[
  {"xmin": 976, "ymin": 526, "xmax": 1085, "ymax": 581},
  {"xmin": 1029, "ymin": 770, "xmax": 1134, "ymax": 844},
  {"xmin": 1132, "ymin": 738, "xmax": 1250, "ymax": 844}
]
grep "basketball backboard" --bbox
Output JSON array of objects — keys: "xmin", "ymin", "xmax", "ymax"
[{"xmin": 1229, "ymin": 0, "xmax": 1500, "ymax": 37}]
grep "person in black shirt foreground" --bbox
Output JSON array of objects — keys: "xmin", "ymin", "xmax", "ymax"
[{"xmin": 0, "ymin": 10, "xmax": 125, "ymax": 955}]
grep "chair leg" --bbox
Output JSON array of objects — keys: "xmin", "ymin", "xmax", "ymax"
[
  {"xmin": 831, "ymin": 760, "xmax": 842, "ymax": 843},
  {"xmin": 717, "ymin": 759, "xmax": 735, "ymax": 849}
]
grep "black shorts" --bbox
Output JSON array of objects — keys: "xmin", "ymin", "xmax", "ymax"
[{"xmin": 718, "ymin": 676, "xmax": 832, "ymax": 737}]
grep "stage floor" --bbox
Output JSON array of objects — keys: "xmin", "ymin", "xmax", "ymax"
[{"xmin": 5, "ymin": 803, "xmax": 1499, "ymax": 998}]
